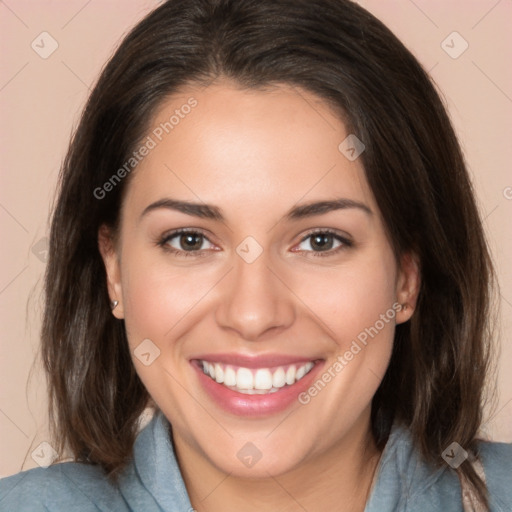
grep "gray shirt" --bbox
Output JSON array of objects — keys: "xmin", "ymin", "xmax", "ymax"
[{"xmin": 1, "ymin": 411, "xmax": 511, "ymax": 511}]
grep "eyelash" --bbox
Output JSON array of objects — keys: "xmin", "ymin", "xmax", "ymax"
[{"xmin": 157, "ymin": 228, "xmax": 353, "ymax": 258}]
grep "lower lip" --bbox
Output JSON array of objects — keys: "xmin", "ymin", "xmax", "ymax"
[{"xmin": 192, "ymin": 361, "xmax": 324, "ymax": 417}]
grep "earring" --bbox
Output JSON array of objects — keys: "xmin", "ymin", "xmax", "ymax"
[
  {"xmin": 110, "ymin": 300, "xmax": 119, "ymax": 310},
  {"xmin": 401, "ymin": 303, "xmax": 408, "ymax": 312}
]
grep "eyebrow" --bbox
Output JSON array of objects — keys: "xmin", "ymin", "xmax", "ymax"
[{"xmin": 140, "ymin": 197, "xmax": 372, "ymax": 222}]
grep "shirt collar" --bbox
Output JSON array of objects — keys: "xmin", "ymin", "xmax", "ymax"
[
  {"xmin": 130, "ymin": 410, "xmax": 193, "ymax": 511},
  {"xmin": 131, "ymin": 411, "xmax": 452, "ymax": 512}
]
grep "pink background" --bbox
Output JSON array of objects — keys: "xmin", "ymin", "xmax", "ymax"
[{"xmin": 1, "ymin": 0, "xmax": 511, "ymax": 476}]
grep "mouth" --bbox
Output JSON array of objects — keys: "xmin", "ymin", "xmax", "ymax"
[
  {"xmin": 191, "ymin": 355, "xmax": 323, "ymax": 416},
  {"xmin": 198, "ymin": 360, "xmax": 315, "ymax": 394}
]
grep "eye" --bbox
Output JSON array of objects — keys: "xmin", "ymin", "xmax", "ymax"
[
  {"xmin": 158, "ymin": 229, "xmax": 216, "ymax": 256},
  {"xmin": 294, "ymin": 229, "xmax": 352, "ymax": 257},
  {"xmin": 157, "ymin": 228, "xmax": 352, "ymax": 258}
]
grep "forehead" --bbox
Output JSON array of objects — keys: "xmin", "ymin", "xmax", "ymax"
[{"xmin": 122, "ymin": 81, "xmax": 377, "ymax": 220}]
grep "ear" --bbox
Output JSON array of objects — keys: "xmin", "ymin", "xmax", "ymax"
[
  {"xmin": 98, "ymin": 224, "xmax": 124, "ymax": 319},
  {"xmin": 395, "ymin": 251, "xmax": 420, "ymax": 324}
]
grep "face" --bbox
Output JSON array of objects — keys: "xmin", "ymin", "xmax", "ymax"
[{"xmin": 100, "ymin": 81, "xmax": 419, "ymax": 478}]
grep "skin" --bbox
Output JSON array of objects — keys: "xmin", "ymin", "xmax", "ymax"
[{"xmin": 99, "ymin": 80, "xmax": 420, "ymax": 512}]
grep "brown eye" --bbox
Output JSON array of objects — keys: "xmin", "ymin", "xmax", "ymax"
[
  {"xmin": 294, "ymin": 230, "xmax": 352, "ymax": 257},
  {"xmin": 160, "ymin": 229, "xmax": 215, "ymax": 255},
  {"xmin": 309, "ymin": 233, "xmax": 335, "ymax": 251},
  {"xmin": 178, "ymin": 232, "xmax": 204, "ymax": 251}
]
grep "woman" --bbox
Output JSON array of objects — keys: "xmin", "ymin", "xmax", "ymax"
[{"xmin": 1, "ymin": 0, "xmax": 510, "ymax": 510}]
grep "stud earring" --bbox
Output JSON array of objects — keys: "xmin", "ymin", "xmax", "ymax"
[{"xmin": 110, "ymin": 300, "xmax": 119, "ymax": 310}]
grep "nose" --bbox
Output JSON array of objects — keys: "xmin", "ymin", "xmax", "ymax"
[{"xmin": 215, "ymin": 251, "xmax": 295, "ymax": 341}]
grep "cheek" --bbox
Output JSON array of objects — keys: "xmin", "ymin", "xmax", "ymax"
[
  {"xmin": 118, "ymin": 250, "xmax": 212, "ymax": 405},
  {"xmin": 120, "ymin": 247, "xmax": 215, "ymax": 344},
  {"xmin": 290, "ymin": 252, "xmax": 398, "ymax": 348},
  {"xmin": 290, "ymin": 255, "xmax": 398, "ymax": 422}
]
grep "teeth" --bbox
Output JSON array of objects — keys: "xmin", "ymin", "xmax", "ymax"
[
  {"xmin": 272, "ymin": 367, "xmax": 286, "ymax": 388},
  {"xmin": 237, "ymin": 387, "xmax": 281, "ymax": 394},
  {"xmin": 224, "ymin": 366, "xmax": 237, "ymax": 386},
  {"xmin": 236, "ymin": 368, "xmax": 253, "ymax": 389},
  {"xmin": 200, "ymin": 360, "xmax": 316, "ymax": 394},
  {"xmin": 285, "ymin": 365, "xmax": 296, "ymax": 385},
  {"xmin": 214, "ymin": 363, "xmax": 224, "ymax": 383},
  {"xmin": 254, "ymin": 369, "xmax": 273, "ymax": 390}
]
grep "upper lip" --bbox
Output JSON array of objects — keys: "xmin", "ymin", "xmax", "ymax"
[{"xmin": 191, "ymin": 353, "xmax": 321, "ymax": 368}]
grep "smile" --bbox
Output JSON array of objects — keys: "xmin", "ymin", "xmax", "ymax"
[{"xmin": 199, "ymin": 360, "xmax": 315, "ymax": 394}]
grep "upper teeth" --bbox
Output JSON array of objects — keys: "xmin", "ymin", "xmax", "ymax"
[{"xmin": 200, "ymin": 361, "xmax": 315, "ymax": 394}]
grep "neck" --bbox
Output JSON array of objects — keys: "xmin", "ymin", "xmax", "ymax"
[{"xmin": 174, "ymin": 411, "xmax": 382, "ymax": 512}]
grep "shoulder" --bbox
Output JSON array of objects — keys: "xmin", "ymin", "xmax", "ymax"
[
  {"xmin": 0, "ymin": 461, "xmax": 128, "ymax": 512},
  {"xmin": 477, "ymin": 439, "xmax": 512, "ymax": 511},
  {"xmin": 478, "ymin": 437, "xmax": 512, "ymax": 475},
  {"xmin": 0, "ymin": 411, "xmax": 193, "ymax": 512},
  {"xmin": 367, "ymin": 424, "xmax": 463, "ymax": 511},
  {"xmin": 366, "ymin": 424, "xmax": 512, "ymax": 512}
]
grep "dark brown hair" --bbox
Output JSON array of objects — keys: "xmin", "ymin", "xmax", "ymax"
[{"xmin": 42, "ymin": 0, "xmax": 496, "ymax": 506}]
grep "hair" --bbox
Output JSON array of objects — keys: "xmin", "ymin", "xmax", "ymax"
[{"xmin": 41, "ymin": 0, "xmax": 496, "ymax": 506}]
